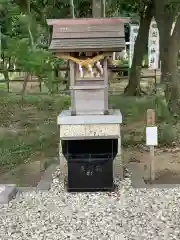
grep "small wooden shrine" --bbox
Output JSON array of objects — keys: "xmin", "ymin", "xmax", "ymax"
[{"xmin": 47, "ymin": 18, "xmax": 127, "ymax": 115}]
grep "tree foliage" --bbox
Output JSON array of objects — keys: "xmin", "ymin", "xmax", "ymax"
[
  {"xmin": 0, "ymin": 0, "xmax": 128, "ymax": 94},
  {"xmin": 1, "ymin": 0, "xmax": 180, "ymax": 114}
]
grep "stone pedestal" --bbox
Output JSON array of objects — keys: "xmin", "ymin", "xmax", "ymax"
[
  {"xmin": 0, "ymin": 184, "xmax": 17, "ymax": 204},
  {"xmin": 57, "ymin": 109, "xmax": 123, "ymax": 187}
]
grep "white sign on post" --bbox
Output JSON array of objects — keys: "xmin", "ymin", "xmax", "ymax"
[
  {"xmin": 129, "ymin": 24, "xmax": 139, "ymax": 68},
  {"xmin": 146, "ymin": 126, "xmax": 158, "ymax": 146},
  {"xmin": 148, "ymin": 19, "xmax": 159, "ymax": 69}
]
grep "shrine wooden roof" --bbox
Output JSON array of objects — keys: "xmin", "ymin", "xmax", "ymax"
[{"xmin": 47, "ymin": 18, "xmax": 129, "ymax": 52}]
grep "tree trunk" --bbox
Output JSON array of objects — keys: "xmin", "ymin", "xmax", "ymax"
[
  {"xmin": 154, "ymin": 1, "xmax": 175, "ymax": 82},
  {"xmin": 21, "ymin": 73, "xmax": 31, "ymax": 99},
  {"xmin": 153, "ymin": 0, "xmax": 180, "ymax": 114},
  {"xmin": 92, "ymin": 0, "xmax": 104, "ymax": 17},
  {"xmin": 102, "ymin": 0, "xmax": 105, "ymax": 17},
  {"xmin": 160, "ymin": 33, "xmax": 171, "ymax": 83},
  {"xmin": 26, "ymin": 0, "xmax": 34, "ymax": 49},
  {"xmin": 124, "ymin": 3, "xmax": 153, "ymax": 96},
  {"xmin": 164, "ymin": 16, "xmax": 180, "ymax": 115},
  {"xmin": 2, "ymin": 70, "xmax": 10, "ymax": 91},
  {"xmin": 159, "ymin": 18, "xmax": 173, "ymax": 83},
  {"xmin": 70, "ymin": 0, "xmax": 75, "ymax": 18},
  {"xmin": 21, "ymin": 0, "xmax": 35, "ymax": 99}
]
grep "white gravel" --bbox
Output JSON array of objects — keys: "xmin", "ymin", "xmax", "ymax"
[{"xmin": 0, "ymin": 168, "xmax": 180, "ymax": 239}]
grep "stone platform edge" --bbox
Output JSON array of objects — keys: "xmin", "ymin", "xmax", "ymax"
[
  {"xmin": 0, "ymin": 184, "xmax": 17, "ymax": 204},
  {"xmin": 57, "ymin": 109, "xmax": 122, "ymax": 125},
  {"xmin": 7, "ymin": 164, "xmax": 59, "ymax": 203},
  {"xmin": 17, "ymin": 164, "xmax": 58, "ymax": 193},
  {"xmin": 128, "ymin": 163, "xmax": 180, "ymax": 189}
]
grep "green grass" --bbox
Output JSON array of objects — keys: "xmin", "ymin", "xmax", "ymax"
[
  {"xmin": 110, "ymin": 94, "xmax": 179, "ymax": 147},
  {"xmin": 0, "ymin": 91, "xmax": 179, "ymax": 173},
  {"xmin": 0, "ymin": 83, "xmax": 7, "ymax": 89},
  {"xmin": 0, "ymin": 93, "xmax": 70, "ymax": 172}
]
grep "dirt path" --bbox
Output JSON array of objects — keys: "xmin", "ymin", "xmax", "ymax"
[{"xmin": 124, "ymin": 147, "xmax": 180, "ymax": 184}]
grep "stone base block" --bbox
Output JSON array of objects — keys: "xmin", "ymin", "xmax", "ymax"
[
  {"xmin": 0, "ymin": 184, "xmax": 17, "ymax": 204},
  {"xmin": 58, "ymin": 109, "xmax": 123, "ymax": 186},
  {"xmin": 59, "ymin": 154, "xmax": 68, "ymax": 180},
  {"xmin": 113, "ymin": 154, "xmax": 123, "ymax": 179}
]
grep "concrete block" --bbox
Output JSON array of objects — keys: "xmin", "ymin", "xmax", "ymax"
[
  {"xmin": 128, "ymin": 163, "xmax": 146, "ymax": 188},
  {"xmin": 58, "ymin": 109, "xmax": 122, "ymax": 125},
  {"xmin": 36, "ymin": 164, "xmax": 58, "ymax": 191},
  {"xmin": 0, "ymin": 184, "xmax": 17, "ymax": 204}
]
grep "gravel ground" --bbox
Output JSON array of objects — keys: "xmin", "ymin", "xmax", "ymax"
[{"xmin": 0, "ymin": 168, "xmax": 180, "ymax": 240}]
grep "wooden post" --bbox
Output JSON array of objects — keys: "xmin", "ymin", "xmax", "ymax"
[
  {"xmin": 149, "ymin": 145, "xmax": 155, "ymax": 181},
  {"xmin": 146, "ymin": 109, "xmax": 155, "ymax": 126},
  {"xmin": 146, "ymin": 109, "xmax": 156, "ymax": 182}
]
